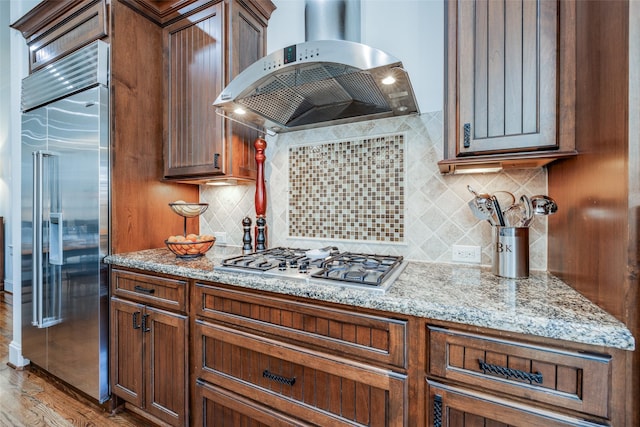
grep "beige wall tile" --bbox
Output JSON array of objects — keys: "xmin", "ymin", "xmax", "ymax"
[{"xmin": 201, "ymin": 113, "xmax": 548, "ymax": 269}]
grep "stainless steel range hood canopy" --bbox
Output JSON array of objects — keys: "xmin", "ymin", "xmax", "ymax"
[{"xmin": 213, "ymin": 39, "xmax": 420, "ymax": 134}]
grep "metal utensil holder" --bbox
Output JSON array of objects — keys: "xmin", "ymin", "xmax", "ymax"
[{"xmin": 492, "ymin": 227, "xmax": 529, "ymax": 279}]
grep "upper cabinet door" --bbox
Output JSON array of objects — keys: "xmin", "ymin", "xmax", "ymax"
[
  {"xmin": 164, "ymin": 3, "xmax": 225, "ymax": 179},
  {"xmin": 162, "ymin": 0, "xmax": 275, "ymax": 183},
  {"xmin": 459, "ymin": 0, "xmax": 557, "ymax": 154},
  {"xmin": 440, "ymin": 0, "xmax": 576, "ymax": 173}
]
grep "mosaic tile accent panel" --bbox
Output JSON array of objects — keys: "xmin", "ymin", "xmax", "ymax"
[{"xmin": 288, "ymin": 135, "xmax": 405, "ymax": 242}]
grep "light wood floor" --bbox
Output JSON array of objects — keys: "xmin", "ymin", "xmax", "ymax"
[{"xmin": 0, "ymin": 292, "xmax": 154, "ymax": 427}]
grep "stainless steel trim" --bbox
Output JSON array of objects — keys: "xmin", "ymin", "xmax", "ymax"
[
  {"xmin": 215, "ymin": 110, "xmax": 276, "ymax": 136},
  {"xmin": 21, "ymin": 40, "xmax": 109, "ymax": 112}
]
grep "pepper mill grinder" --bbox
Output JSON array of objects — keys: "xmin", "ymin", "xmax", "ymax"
[
  {"xmin": 242, "ymin": 216, "xmax": 253, "ymax": 254},
  {"xmin": 255, "ymin": 217, "xmax": 266, "ymax": 251}
]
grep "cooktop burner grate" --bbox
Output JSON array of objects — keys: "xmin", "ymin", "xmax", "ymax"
[
  {"xmin": 221, "ymin": 247, "xmax": 309, "ymax": 271},
  {"xmin": 310, "ymin": 252, "xmax": 403, "ymax": 286}
]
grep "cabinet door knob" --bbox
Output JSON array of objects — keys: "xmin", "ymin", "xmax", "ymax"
[{"xmin": 213, "ymin": 153, "xmax": 220, "ymax": 169}]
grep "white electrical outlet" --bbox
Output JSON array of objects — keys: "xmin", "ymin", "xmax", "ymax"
[
  {"xmin": 213, "ymin": 232, "xmax": 227, "ymax": 245},
  {"xmin": 452, "ymin": 245, "xmax": 482, "ymax": 263}
]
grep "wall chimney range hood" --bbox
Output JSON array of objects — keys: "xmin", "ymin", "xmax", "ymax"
[{"xmin": 213, "ymin": 1, "xmax": 419, "ymax": 134}]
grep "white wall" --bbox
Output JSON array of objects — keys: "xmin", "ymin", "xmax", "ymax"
[
  {"xmin": 3, "ymin": 0, "xmax": 43, "ymax": 368},
  {"xmin": 266, "ymin": 0, "xmax": 444, "ymax": 113},
  {"xmin": 0, "ymin": 0, "xmax": 11, "ymax": 289}
]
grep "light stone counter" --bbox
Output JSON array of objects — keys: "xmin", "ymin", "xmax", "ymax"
[{"xmin": 104, "ymin": 247, "xmax": 635, "ymax": 351}]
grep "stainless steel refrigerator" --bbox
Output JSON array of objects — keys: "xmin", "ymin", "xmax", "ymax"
[{"xmin": 21, "ymin": 41, "xmax": 110, "ymax": 402}]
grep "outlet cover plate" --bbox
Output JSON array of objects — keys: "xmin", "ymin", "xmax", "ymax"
[
  {"xmin": 452, "ymin": 245, "xmax": 482, "ymax": 263},
  {"xmin": 213, "ymin": 231, "xmax": 227, "ymax": 245}
]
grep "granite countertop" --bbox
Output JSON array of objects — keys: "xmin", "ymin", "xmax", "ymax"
[{"xmin": 104, "ymin": 246, "xmax": 635, "ymax": 351}]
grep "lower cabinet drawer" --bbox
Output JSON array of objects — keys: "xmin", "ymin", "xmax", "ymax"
[
  {"xmin": 193, "ymin": 282, "xmax": 407, "ymax": 369},
  {"xmin": 111, "ymin": 269, "xmax": 187, "ymax": 312},
  {"xmin": 194, "ymin": 319, "xmax": 407, "ymax": 427},
  {"xmin": 428, "ymin": 326, "xmax": 611, "ymax": 419},
  {"xmin": 193, "ymin": 379, "xmax": 312, "ymax": 427},
  {"xmin": 427, "ymin": 380, "xmax": 607, "ymax": 427}
]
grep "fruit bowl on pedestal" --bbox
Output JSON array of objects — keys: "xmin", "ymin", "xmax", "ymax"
[
  {"xmin": 169, "ymin": 201, "xmax": 209, "ymax": 218},
  {"xmin": 165, "ymin": 234, "xmax": 216, "ymax": 258},
  {"xmin": 166, "ymin": 201, "xmax": 213, "ymax": 258}
]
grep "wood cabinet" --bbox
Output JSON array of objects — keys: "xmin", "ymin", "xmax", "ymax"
[
  {"xmin": 426, "ymin": 381, "xmax": 604, "ymax": 427},
  {"xmin": 110, "ymin": 0, "xmax": 200, "ymax": 251},
  {"xmin": 110, "ymin": 269, "xmax": 189, "ymax": 426},
  {"xmin": 193, "ymin": 380, "xmax": 313, "ymax": 427},
  {"xmin": 9, "ymin": 0, "xmax": 108, "ymax": 73},
  {"xmin": 439, "ymin": 0, "xmax": 577, "ymax": 174},
  {"xmin": 547, "ymin": 1, "xmax": 639, "ymax": 424},
  {"xmin": 191, "ymin": 282, "xmax": 408, "ymax": 426},
  {"xmin": 106, "ymin": 265, "xmax": 630, "ymax": 426},
  {"xmin": 425, "ymin": 325, "xmax": 616, "ymax": 426},
  {"xmin": 162, "ymin": 0, "xmax": 275, "ymax": 183}
]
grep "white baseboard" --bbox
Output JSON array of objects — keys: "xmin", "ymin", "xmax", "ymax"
[
  {"xmin": 9, "ymin": 341, "xmax": 29, "ymax": 368},
  {"xmin": 3, "ymin": 278, "xmax": 13, "ymax": 293}
]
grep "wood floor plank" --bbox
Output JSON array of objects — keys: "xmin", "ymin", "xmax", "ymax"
[{"xmin": 0, "ymin": 292, "xmax": 155, "ymax": 427}]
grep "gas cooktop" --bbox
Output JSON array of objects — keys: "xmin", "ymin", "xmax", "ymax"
[{"xmin": 217, "ymin": 247, "xmax": 406, "ymax": 294}]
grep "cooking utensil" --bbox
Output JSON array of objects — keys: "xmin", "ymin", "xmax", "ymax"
[
  {"xmin": 468, "ymin": 186, "xmax": 515, "ymax": 216},
  {"xmin": 531, "ymin": 195, "xmax": 558, "ymax": 215},
  {"xmin": 502, "ymin": 195, "xmax": 534, "ymax": 227},
  {"xmin": 492, "ymin": 190, "xmax": 516, "ymax": 210},
  {"xmin": 468, "ymin": 198, "xmax": 496, "ymax": 225},
  {"xmin": 467, "ymin": 185, "xmax": 490, "ymax": 200},
  {"xmin": 467, "ymin": 185, "xmax": 504, "ymax": 226},
  {"xmin": 501, "ymin": 201, "xmax": 523, "ymax": 227},
  {"xmin": 491, "ymin": 196, "xmax": 506, "ymax": 226},
  {"xmin": 520, "ymin": 194, "xmax": 534, "ymax": 226}
]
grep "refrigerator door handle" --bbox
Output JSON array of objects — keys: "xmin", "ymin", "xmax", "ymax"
[
  {"xmin": 32, "ymin": 150, "xmax": 63, "ymax": 328},
  {"xmin": 32, "ymin": 151, "xmax": 43, "ymax": 327}
]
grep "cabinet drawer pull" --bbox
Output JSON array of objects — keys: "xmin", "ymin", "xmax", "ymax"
[
  {"xmin": 134, "ymin": 285, "xmax": 155, "ymax": 294},
  {"xmin": 478, "ymin": 359, "xmax": 543, "ymax": 384},
  {"xmin": 262, "ymin": 370, "xmax": 296, "ymax": 386},
  {"xmin": 433, "ymin": 394, "xmax": 442, "ymax": 427},
  {"xmin": 132, "ymin": 311, "xmax": 141, "ymax": 329}
]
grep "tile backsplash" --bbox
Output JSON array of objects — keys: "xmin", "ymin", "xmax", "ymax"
[
  {"xmin": 288, "ymin": 134, "xmax": 405, "ymax": 242},
  {"xmin": 200, "ymin": 112, "xmax": 548, "ymax": 269}
]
